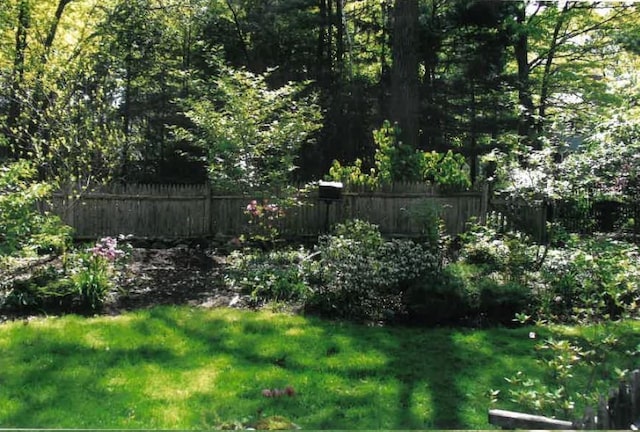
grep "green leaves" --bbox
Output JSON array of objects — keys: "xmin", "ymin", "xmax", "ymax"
[
  {"xmin": 0, "ymin": 160, "xmax": 71, "ymax": 256},
  {"xmin": 328, "ymin": 120, "xmax": 471, "ymax": 189},
  {"xmin": 184, "ymin": 67, "xmax": 322, "ymax": 192}
]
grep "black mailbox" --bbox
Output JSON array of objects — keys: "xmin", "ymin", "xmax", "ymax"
[{"xmin": 318, "ymin": 181, "xmax": 343, "ymax": 201}]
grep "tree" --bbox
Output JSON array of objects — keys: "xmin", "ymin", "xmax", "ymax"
[
  {"xmin": 390, "ymin": 0, "xmax": 419, "ymax": 149},
  {"xmin": 180, "ymin": 67, "xmax": 322, "ymax": 191}
]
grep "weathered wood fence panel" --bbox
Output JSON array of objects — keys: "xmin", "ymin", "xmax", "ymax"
[{"xmin": 49, "ymin": 184, "xmax": 488, "ymax": 239}]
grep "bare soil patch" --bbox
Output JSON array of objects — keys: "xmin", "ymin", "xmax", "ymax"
[{"xmin": 109, "ymin": 245, "xmax": 252, "ymax": 313}]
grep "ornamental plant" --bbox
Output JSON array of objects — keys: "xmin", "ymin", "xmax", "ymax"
[
  {"xmin": 305, "ymin": 219, "xmax": 440, "ymax": 321},
  {"xmin": 243, "ymin": 199, "xmax": 285, "ymax": 245},
  {"xmin": 71, "ymin": 235, "xmax": 132, "ymax": 310}
]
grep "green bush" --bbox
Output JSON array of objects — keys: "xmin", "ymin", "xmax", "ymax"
[
  {"xmin": 4, "ymin": 266, "xmax": 77, "ymax": 311},
  {"xmin": 403, "ymin": 263, "xmax": 479, "ymax": 325},
  {"xmin": 0, "ymin": 161, "xmax": 72, "ymax": 256},
  {"xmin": 478, "ymin": 278, "xmax": 532, "ymax": 325},
  {"xmin": 305, "ymin": 220, "xmax": 440, "ymax": 321},
  {"xmin": 537, "ymin": 237, "xmax": 640, "ymax": 323},
  {"xmin": 225, "ymin": 247, "xmax": 310, "ymax": 303}
]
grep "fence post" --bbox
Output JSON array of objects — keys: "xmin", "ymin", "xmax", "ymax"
[
  {"xmin": 62, "ymin": 184, "xmax": 75, "ymax": 229},
  {"xmin": 203, "ymin": 183, "xmax": 212, "ymax": 237},
  {"xmin": 480, "ymin": 182, "xmax": 489, "ymax": 225}
]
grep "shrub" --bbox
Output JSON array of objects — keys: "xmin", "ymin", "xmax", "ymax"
[
  {"xmin": 2, "ymin": 236, "xmax": 131, "ymax": 314},
  {"xmin": 225, "ymin": 247, "xmax": 310, "ymax": 303},
  {"xmin": 243, "ymin": 199, "xmax": 284, "ymax": 245},
  {"xmin": 403, "ymin": 263, "xmax": 479, "ymax": 325},
  {"xmin": 327, "ymin": 120, "xmax": 471, "ymax": 189},
  {"xmin": 4, "ymin": 266, "xmax": 77, "ymax": 311},
  {"xmin": 404, "ymin": 199, "xmax": 443, "ymax": 251},
  {"xmin": 537, "ymin": 237, "xmax": 640, "ymax": 323},
  {"xmin": 502, "ymin": 332, "xmax": 622, "ymax": 420},
  {"xmin": 0, "ymin": 160, "xmax": 72, "ymax": 256},
  {"xmin": 478, "ymin": 278, "xmax": 532, "ymax": 325},
  {"xmin": 459, "ymin": 223, "xmax": 537, "ymax": 284},
  {"xmin": 305, "ymin": 220, "xmax": 440, "ymax": 321}
]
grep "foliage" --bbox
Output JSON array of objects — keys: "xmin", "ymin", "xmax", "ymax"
[
  {"xmin": 459, "ymin": 222, "xmax": 537, "ymax": 284},
  {"xmin": 0, "ymin": 160, "xmax": 72, "ymax": 256},
  {"xmin": 304, "ymin": 219, "xmax": 440, "ymax": 321},
  {"xmin": 403, "ymin": 199, "xmax": 443, "ymax": 249},
  {"xmin": 536, "ymin": 236, "xmax": 640, "ymax": 324},
  {"xmin": 559, "ymin": 108, "xmax": 640, "ymax": 200},
  {"xmin": 72, "ymin": 236, "xmax": 131, "ymax": 310},
  {"xmin": 182, "ymin": 67, "xmax": 322, "ymax": 191},
  {"xmin": 372, "ymin": 121, "xmax": 424, "ymax": 184},
  {"xmin": 2, "ymin": 236, "xmax": 131, "ymax": 313},
  {"xmin": 403, "ymin": 263, "xmax": 479, "ymax": 325},
  {"xmin": 224, "ymin": 247, "xmax": 310, "ymax": 304},
  {"xmin": 242, "ymin": 199, "xmax": 285, "ymax": 245},
  {"xmin": 454, "ymin": 220, "xmax": 640, "ymax": 325},
  {"xmin": 327, "ymin": 158, "xmax": 378, "ymax": 189},
  {"xmin": 422, "ymin": 151, "xmax": 472, "ymax": 191},
  {"xmin": 3, "ymin": 265, "xmax": 75, "ymax": 311},
  {"xmin": 70, "ymin": 252, "xmax": 113, "ymax": 311},
  {"xmin": 503, "ymin": 332, "xmax": 622, "ymax": 420},
  {"xmin": 328, "ymin": 121, "xmax": 471, "ymax": 189}
]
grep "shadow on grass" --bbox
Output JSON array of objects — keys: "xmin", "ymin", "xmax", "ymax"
[
  {"xmin": 3, "ymin": 307, "xmax": 620, "ymax": 429},
  {"xmin": 149, "ymin": 307, "xmax": 495, "ymax": 429}
]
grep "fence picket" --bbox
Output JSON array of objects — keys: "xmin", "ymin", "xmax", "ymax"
[{"xmin": 48, "ymin": 183, "xmax": 491, "ymax": 239}]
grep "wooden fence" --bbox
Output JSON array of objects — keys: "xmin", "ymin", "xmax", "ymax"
[
  {"xmin": 489, "ymin": 368, "xmax": 640, "ymax": 430},
  {"xmin": 47, "ymin": 183, "xmax": 490, "ymax": 240}
]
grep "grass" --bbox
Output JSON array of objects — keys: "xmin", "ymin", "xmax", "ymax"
[{"xmin": 1, "ymin": 306, "xmax": 639, "ymax": 429}]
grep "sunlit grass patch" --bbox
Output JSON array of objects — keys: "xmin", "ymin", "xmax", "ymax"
[{"xmin": 0, "ymin": 306, "xmax": 639, "ymax": 429}]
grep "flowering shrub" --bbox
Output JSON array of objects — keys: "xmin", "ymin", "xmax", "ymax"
[
  {"xmin": 224, "ymin": 247, "xmax": 310, "ymax": 304},
  {"xmin": 243, "ymin": 199, "xmax": 285, "ymax": 245},
  {"xmin": 71, "ymin": 236, "xmax": 131, "ymax": 309},
  {"xmin": 305, "ymin": 219, "xmax": 440, "ymax": 321},
  {"xmin": 72, "ymin": 251, "xmax": 112, "ymax": 310}
]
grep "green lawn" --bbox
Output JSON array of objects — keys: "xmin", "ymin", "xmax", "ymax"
[{"xmin": 1, "ymin": 306, "xmax": 639, "ymax": 429}]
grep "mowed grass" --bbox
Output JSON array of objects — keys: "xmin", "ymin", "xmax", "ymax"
[{"xmin": 1, "ymin": 307, "xmax": 639, "ymax": 429}]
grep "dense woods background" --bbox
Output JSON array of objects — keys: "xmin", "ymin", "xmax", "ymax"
[{"xmin": 1, "ymin": 0, "xmax": 639, "ymax": 189}]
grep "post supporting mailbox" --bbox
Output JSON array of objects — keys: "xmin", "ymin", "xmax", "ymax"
[{"xmin": 318, "ymin": 181, "xmax": 343, "ymax": 231}]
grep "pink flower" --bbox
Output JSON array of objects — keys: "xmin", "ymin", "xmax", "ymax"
[{"xmin": 261, "ymin": 389, "xmax": 273, "ymax": 397}]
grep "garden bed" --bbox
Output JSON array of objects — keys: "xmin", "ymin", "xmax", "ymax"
[{"xmin": 0, "ymin": 244, "xmax": 257, "ymax": 322}]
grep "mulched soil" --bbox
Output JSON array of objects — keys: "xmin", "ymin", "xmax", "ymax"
[
  {"xmin": 1, "ymin": 245, "xmax": 255, "ymax": 322},
  {"xmin": 110, "ymin": 246, "xmax": 251, "ymax": 313}
]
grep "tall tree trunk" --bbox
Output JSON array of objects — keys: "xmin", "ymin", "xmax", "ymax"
[
  {"xmin": 225, "ymin": 0, "xmax": 251, "ymax": 68},
  {"xmin": 538, "ymin": 2, "xmax": 570, "ymax": 136},
  {"xmin": 316, "ymin": 0, "xmax": 328, "ymax": 85},
  {"xmin": 4, "ymin": 0, "xmax": 31, "ymax": 159},
  {"xmin": 335, "ymin": 0, "xmax": 344, "ymax": 72},
  {"xmin": 28, "ymin": 0, "xmax": 73, "ymax": 177},
  {"xmin": 390, "ymin": 0, "xmax": 419, "ymax": 149},
  {"xmin": 379, "ymin": 0, "xmax": 390, "ymax": 119},
  {"xmin": 513, "ymin": 0, "xmax": 536, "ymax": 148}
]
